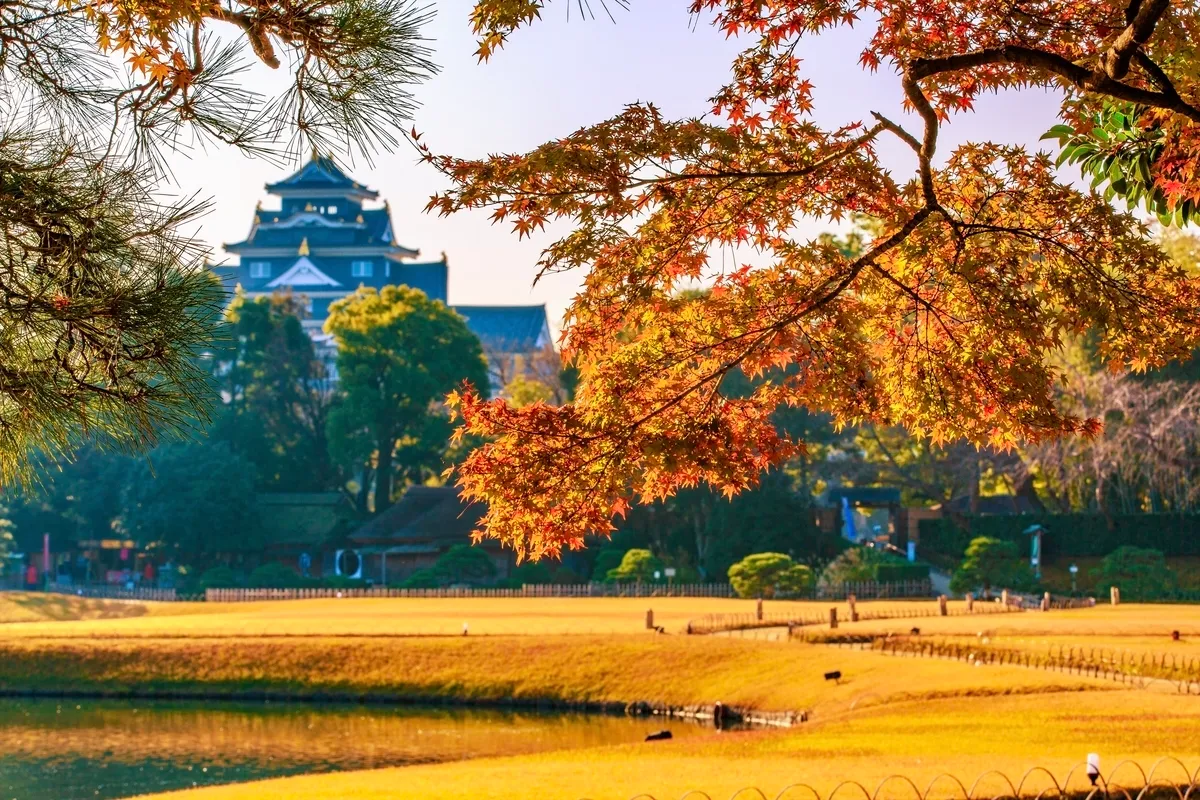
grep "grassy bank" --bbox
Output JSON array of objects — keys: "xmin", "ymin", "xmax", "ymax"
[{"xmin": 0, "ymin": 635, "xmax": 1109, "ymax": 713}]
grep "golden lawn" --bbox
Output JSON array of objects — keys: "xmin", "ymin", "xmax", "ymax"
[
  {"xmin": 3, "ymin": 596, "xmax": 1198, "ymax": 799},
  {"xmin": 135, "ymin": 691, "xmax": 1199, "ymax": 800}
]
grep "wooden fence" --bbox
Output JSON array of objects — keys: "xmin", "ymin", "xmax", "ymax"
[
  {"xmin": 816, "ymin": 579, "xmax": 932, "ymax": 599},
  {"xmin": 205, "ymin": 582, "xmax": 736, "ymax": 602},
  {"xmin": 45, "ymin": 584, "xmax": 179, "ymax": 602},
  {"xmin": 687, "ymin": 595, "xmax": 1023, "ymax": 635}
]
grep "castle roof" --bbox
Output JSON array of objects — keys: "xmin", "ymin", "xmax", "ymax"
[
  {"xmin": 451, "ymin": 305, "xmax": 550, "ymax": 353},
  {"xmin": 226, "ymin": 207, "xmax": 417, "ymax": 256},
  {"xmin": 265, "ymin": 153, "xmax": 378, "ymax": 200}
]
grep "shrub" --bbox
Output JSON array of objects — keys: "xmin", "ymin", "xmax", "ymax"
[
  {"xmin": 590, "ymin": 548, "xmax": 625, "ymax": 582},
  {"xmin": 432, "ymin": 544, "xmax": 497, "ymax": 586},
  {"xmin": 248, "ymin": 562, "xmax": 305, "ymax": 589},
  {"xmin": 510, "ymin": 561, "xmax": 555, "ymax": 586},
  {"xmin": 198, "ymin": 565, "xmax": 239, "ymax": 591},
  {"xmin": 606, "ymin": 549, "xmax": 663, "ymax": 583},
  {"xmin": 819, "ymin": 546, "xmax": 927, "ymax": 587},
  {"xmin": 728, "ymin": 552, "xmax": 812, "ymax": 599},
  {"xmin": 1092, "ymin": 546, "xmax": 1176, "ymax": 601},
  {"xmin": 400, "ymin": 545, "xmax": 497, "ymax": 589},
  {"xmin": 820, "ymin": 547, "xmax": 886, "ymax": 585},
  {"xmin": 950, "ymin": 537, "xmax": 1037, "ymax": 597}
]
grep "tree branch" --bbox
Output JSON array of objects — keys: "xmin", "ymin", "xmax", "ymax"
[
  {"xmin": 1102, "ymin": 0, "xmax": 1168, "ymax": 81},
  {"xmin": 909, "ymin": 45, "xmax": 1200, "ymax": 123}
]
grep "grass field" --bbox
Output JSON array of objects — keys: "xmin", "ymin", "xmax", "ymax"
[
  {"xmin": 132, "ymin": 691, "xmax": 1200, "ymax": 800},
  {"xmin": 1, "ymin": 594, "xmax": 1198, "ymax": 800},
  {"xmin": 0, "ymin": 595, "xmax": 966, "ymax": 637}
]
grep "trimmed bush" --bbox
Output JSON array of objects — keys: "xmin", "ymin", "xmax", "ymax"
[
  {"xmin": 198, "ymin": 565, "xmax": 239, "ymax": 591},
  {"xmin": 606, "ymin": 549, "xmax": 663, "ymax": 583},
  {"xmin": 949, "ymin": 537, "xmax": 1037, "ymax": 597},
  {"xmin": 728, "ymin": 552, "xmax": 812, "ymax": 598},
  {"xmin": 1092, "ymin": 546, "xmax": 1176, "ymax": 601},
  {"xmin": 248, "ymin": 562, "xmax": 305, "ymax": 589}
]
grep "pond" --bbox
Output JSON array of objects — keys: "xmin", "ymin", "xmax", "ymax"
[{"xmin": 0, "ymin": 698, "xmax": 718, "ymax": 799}]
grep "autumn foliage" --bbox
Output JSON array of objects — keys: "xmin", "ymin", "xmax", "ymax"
[{"xmin": 425, "ymin": 1, "xmax": 1200, "ymax": 561}]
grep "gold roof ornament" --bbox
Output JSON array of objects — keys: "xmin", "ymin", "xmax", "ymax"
[
  {"xmin": 440, "ymin": 250, "xmax": 448, "ymax": 265},
  {"xmin": 305, "ymin": 202, "xmax": 315, "ymax": 212},
  {"xmin": 356, "ymin": 214, "xmax": 364, "ymax": 224},
  {"xmin": 298, "ymin": 237, "xmax": 310, "ymax": 256},
  {"xmin": 254, "ymin": 214, "xmax": 261, "ymax": 224},
  {"xmin": 311, "ymin": 144, "xmax": 319, "ymax": 161},
  {"xmin": 255, "ymin": 200, "xmax": 262, "ymax": 210}
]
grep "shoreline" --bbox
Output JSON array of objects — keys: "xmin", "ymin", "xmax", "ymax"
[{"xmin": 0, "ymin": 685, "xmax": 806, "ymax": 728}]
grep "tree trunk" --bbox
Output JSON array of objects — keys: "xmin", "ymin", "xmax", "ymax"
[
  {"xmin": 968, "ymin": 459, "xmax": 981, "ymax": 514},
  {"xmin": 374, "ymin": 432, "xmax": 394, "ymax": 513}
]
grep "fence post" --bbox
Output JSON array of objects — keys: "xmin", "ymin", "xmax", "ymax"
[
  {"xmin": 646, "ymin": 608, "xmax": 654, "ymax": 630},
  {"xmin": 756, "ymin": 598, "xmax": 763, "ymax": 621},
  {"xmin": 1001, "ymin": 589, "xmax": 1009, "ymax": 606},
  {"xmin": 938, "ymin": 595, "xmax": 948, "ymax": 616},
  {"xmin": 965, "ymin": 593, "xmax": 973, "ymax": 613},
  {"xmin": 1041, "ymin": 592, "xmax": 1051, "ymax": 612},
  {"xmin": 829, "ymin": 607, "xmax": 838, "ymax": 629},
  {"xmin": 848, "ymin": 593, "xmax": 858, "ymax": 622},
  {"xmin": 1111, "ymin": 586, "xmax": 1121, "ymax": 606}
]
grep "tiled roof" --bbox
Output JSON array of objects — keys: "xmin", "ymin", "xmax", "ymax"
[
  {"xmin": 266, "ymin": 154, "xmax": 377, "ymax": 197},
  {"xmin": 350, "ymin": 486, "xmax": 485, "ymax": 545},
  {"xmin": 451, "ymin": 305, "xmax": 548, "ymax": 352}
]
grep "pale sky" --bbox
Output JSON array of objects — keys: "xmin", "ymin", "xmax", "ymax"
[{"xmin": 166, "ymin": 2, "xmax": 1064, "ymax": 332}]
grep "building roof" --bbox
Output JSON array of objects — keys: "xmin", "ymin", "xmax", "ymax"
[
  {"xmin": 350, "ymin": 486, "xmax": 487, "ymax": 546},
  {"xmin": 265, "ymin": 154, "xmax": 379, "ymax": 200},
  {"xmin": 257, "ymin": 492, "xmax": 354, "ymax": 548},
  {"xmin": 451, "ymin": 305, "xmax": 549, "ymax": 353},
  {"xmin": 226, "ymin": 208, "xmax": 416, "ymax": 255}
]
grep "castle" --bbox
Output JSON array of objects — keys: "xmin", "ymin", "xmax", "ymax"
[{"xmin": 211, "ymin": 153, "xmax": 552, "ymax": 384}]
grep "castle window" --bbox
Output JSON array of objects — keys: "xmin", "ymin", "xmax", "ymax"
[
  {"xmin": 248, "ymin": 261, "xmax": 272, "ymax": 278},
  {"xmin": 327, "ymin": 205, "xmax": 338, "ymax": 215},
  {"xmin": 351, "ymin": 260, "xmax": 373, "ymax": 277}
]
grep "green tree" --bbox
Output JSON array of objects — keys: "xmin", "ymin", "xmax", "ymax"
[
  {"xmin": 1093, "ymin": 546, "xmax": 1176, "ymax": 602},
  {"xmin": 0, "ymin": 0, "xmax": 435, "ymax": 486},
  {"xmin": 606, "ymin": 548, "xmax": 663, "ymax": 583},
  {"xmin": 120, "ymin": 443, "xmax": 262, "ymax": 568},
  {"xmin": 4, "ymin": 447, "xmax": 129, "ymax": 554},
  {"xmin": 210, "ymin": 292, "xmax": 338, "ymax": 492},
  {"xmin": 950, "ymin": 537, "xmax": 1036, "ymax": 599},
  {"xmin": 326, "ymin": 286, "xmax": 490, "ymax": 513},
  {"xmin": 728, "ymin": 552, "xmax": 812, "ymax": 599}
]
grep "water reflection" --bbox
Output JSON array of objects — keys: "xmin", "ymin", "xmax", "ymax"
[{"xmin": 0, "ymin": 698, "xmax": 713, "ymax": 799}]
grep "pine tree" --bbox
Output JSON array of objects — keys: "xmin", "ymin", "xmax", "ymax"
[{"xmin": 0, "ymin": 0, "xmax": 436, "ymax": 484}]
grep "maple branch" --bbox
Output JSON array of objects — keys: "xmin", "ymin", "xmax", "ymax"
[
  {"xmin": 909, "ymin": 46, "xmax": 1200, "ymax": 123},
  {"xmin": 1102, "ymin": 0, "xmax": 1168, "ymax": 81},
  {"xmin": 1133, "ymin": 51, "xmax": 1179, "ymax": 100},
  {"xmin": 901, "ymin": 73, "xmax": 941, "ymax": 209},
  {"xmin": 870, "ymin": 112, "xmax": 921, "ymax": 154}
]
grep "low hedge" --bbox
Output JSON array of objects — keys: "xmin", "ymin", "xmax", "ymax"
[
  {"xmin": 875, "ymin": 563, "xmax": 931, "ymax": 583},
  {"xmin": 918, "ymin": 514, "xmax": 1200, "ymax": 559}
]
